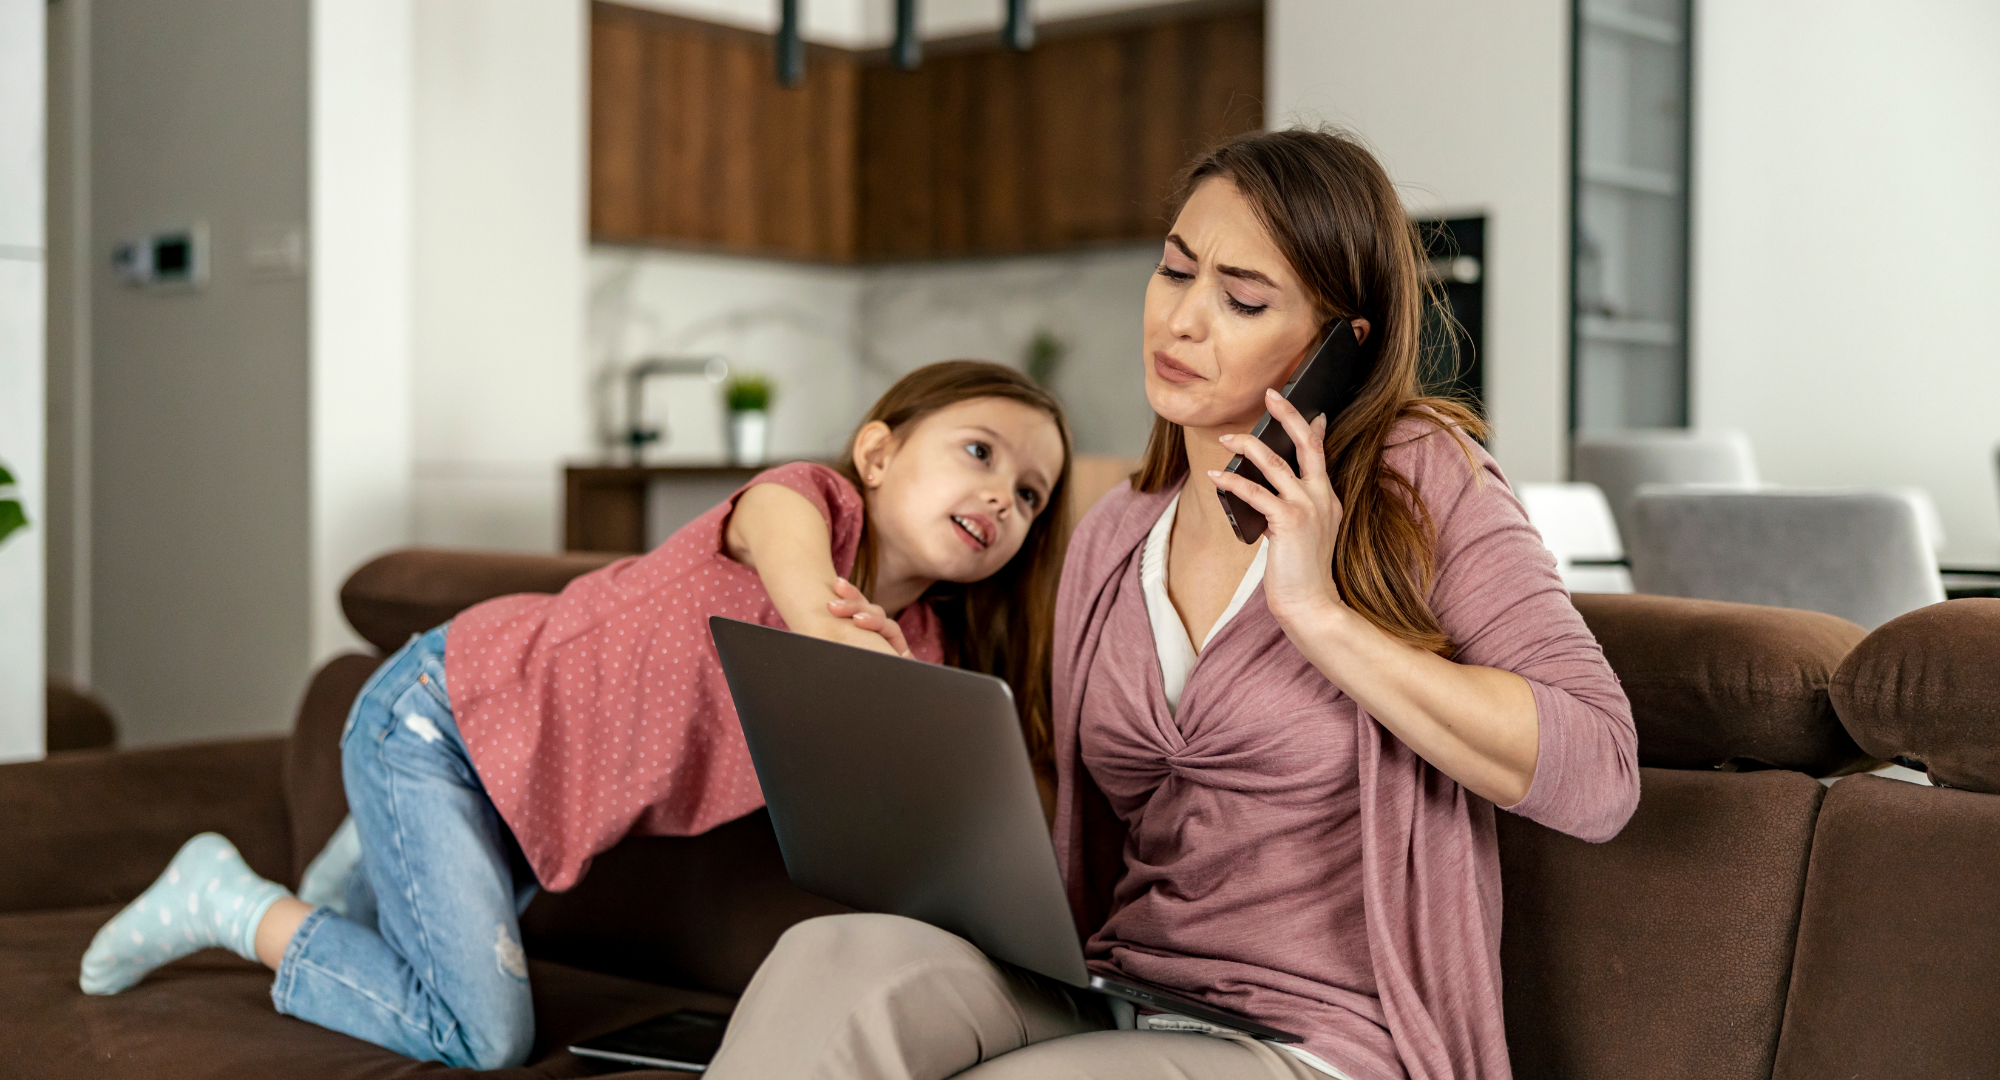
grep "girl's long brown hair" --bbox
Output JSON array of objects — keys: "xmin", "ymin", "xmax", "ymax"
[
  {"xmin": 836, "ymin": 361, "xmax": 1073, "ymax": 771},
  {"xmin": 1134, "ymin": 127, "xmax": 1487, "ymax": 657}
]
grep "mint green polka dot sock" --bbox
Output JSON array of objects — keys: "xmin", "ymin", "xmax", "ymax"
[{"xmin": 79, "ymin": 832, "xmax": 292, "ymax": 995}]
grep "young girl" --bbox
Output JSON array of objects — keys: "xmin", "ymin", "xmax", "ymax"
[{"xmin": 78, "ymin": 360, "xmax": 1073, "ymax": 1069}]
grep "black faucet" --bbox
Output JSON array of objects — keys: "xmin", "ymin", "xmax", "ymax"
[{"xmin": 624, "ymin": 357, "xmax": 729, "ymax": 463}]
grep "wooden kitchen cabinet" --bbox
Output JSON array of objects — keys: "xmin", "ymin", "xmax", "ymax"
[
  {"xmin": 592, "ymin": 4, "xmax": 860, "ymax": 260},
  {"xmin": 590, "ymin": 0, "xmax": 1263, "ymax": 263}
]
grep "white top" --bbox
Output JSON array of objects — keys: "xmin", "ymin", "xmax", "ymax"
[
  {"xmin": 1139, "ymin": 492, "xmax": 1268, "ymax": 714},
  {"xmin": 1134, "ymin": 492, "xmax": 1354, "ymax": 1080}
]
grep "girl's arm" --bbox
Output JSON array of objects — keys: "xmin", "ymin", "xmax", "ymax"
[{"xmin": 726, "ymin": 482, "xmax": 908, "ymax": 657}]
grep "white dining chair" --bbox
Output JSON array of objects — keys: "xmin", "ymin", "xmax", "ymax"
[
  {"xmin": 1574, "ymin": 430, "xmax": 1760, "ymax": 547},
  {"xmin": 1516, "ymin": 482, "xmax": 1632, "ymax": 593},
  {"xmin": 1627, "ymin": 488, "xmax": 1945, "ymax": 631}
]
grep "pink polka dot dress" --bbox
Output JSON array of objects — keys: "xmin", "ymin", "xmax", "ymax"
[{"xmin": 445, "ymin": 463, "xmax": 944, "ymax": 892}]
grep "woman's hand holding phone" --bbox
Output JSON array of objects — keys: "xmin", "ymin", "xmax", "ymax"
[{"xmin": 1209, "ymin": 387, "xmax": 1346, "ymax": 629}]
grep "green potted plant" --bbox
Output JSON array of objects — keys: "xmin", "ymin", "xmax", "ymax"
[
  {"xmin": 0, "ymin": 463, "xmax": 25, "ymax": 547},
  {"xmin": 725, "ymin": 374, "xmax": 775, "ymax": 466}
]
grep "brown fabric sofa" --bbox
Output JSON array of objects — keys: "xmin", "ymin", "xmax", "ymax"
[{"xmin": 3, "ymin": 551, "xmax": 1995, "ymax": 1079}]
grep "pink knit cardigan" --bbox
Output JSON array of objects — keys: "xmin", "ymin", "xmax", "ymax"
[{"xmin": 1050, "ymin": 422, "xmax": 1640, "ymax": 1079}]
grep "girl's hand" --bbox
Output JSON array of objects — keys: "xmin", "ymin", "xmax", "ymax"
[
  {"xmin": 1209, "ymin": 387, "xmax": 1345, "ymax": 629},
  {"xmin": 827, "ymin": 578, "xmax": 914, "ymax": 659}
]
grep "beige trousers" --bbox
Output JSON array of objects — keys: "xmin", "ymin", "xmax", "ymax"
[{"xmin": 704, "ymin": 913, "xmax": 1325, "ymax": 1080}]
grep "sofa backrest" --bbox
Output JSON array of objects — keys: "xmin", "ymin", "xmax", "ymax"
[
  {"xmin": 1498, "ymin": 593, "xmax": 1863, "ymax": 1079},
  {"xmin": 1772, "ymin": 599, "xmax": 2000, "ymax": 1077}
]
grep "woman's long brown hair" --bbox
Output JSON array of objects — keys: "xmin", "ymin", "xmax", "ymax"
[
  {"xmin": 1133, "ymin": 127, "xmax": 1487, "ymax": 657},
  {"xmin": 836, "ymin": 361, "xmax": 1073, "ymax": 771}
]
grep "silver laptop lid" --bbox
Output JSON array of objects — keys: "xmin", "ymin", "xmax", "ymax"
[{"xmin": 709, "ymin": 616, "xmax": 1090, "ymax": 987}]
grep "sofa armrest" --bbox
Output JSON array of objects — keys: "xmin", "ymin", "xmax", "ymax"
[{"xmin": 0, "ymin": 738, "xmax": 291, "ymax": 913}]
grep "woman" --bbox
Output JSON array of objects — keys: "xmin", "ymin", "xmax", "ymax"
[{"xmin": 703, "ymin": 128, "xmax": 1638, "ymax": 1080}]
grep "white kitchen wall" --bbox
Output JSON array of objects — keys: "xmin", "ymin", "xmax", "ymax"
[
  {"xmin": 1691, "ymin": 0, "xmax": 2000, "ymax": 565},
  {"xmin": 860, "ymin": 246, "xmax": 1161, "ymax": 456},
  {"xmin": 589, "ymin": 247, "xmax": 865, "ymax": 463},
  {"xmin": 411, "ymin": 0, "xmax": 590, "ymax": 552},
  {"xmin": 1269, "ymin": 0, "xmax": 1571, "ymax": 484},
  {"xmin": 0, "ymin": 0, "xmax": 46, "ymax": 760},
  {"xmin": 588, "ymin": 242, "xmax": 1162, "ymax": 464},
  {"xmin": 312, "ymin": 0, "xmax": 415, "ymax": 663}
]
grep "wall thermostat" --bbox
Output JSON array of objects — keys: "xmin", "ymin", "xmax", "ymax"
[{"xmin": 113, "ymin": 223, "xmax": 208, "ymax": 289}]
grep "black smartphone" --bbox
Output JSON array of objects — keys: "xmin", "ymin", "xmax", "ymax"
[
  {"xmin": 1217, "ymin": 319, "xmax": 1370, "ymax": 544},
  {"xmin": 569, "ymin": 1009, "xmax": 729, "ymax": 1072}
]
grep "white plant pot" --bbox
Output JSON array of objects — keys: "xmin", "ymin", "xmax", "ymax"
[{"xmin": 729, "ymin": 410, "xmax": 770, "ymax": 466}]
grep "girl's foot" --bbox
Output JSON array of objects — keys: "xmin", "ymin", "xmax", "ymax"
[{"xmin": 79, "ymin": 833, "xmax": 292, "ymax": 995}]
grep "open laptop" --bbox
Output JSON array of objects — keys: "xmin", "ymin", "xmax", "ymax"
[{"xmin": 709, "ymin": 616, "xmax": 1301, "ymax": 1043}]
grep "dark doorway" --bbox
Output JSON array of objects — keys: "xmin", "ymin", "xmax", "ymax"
[{"xmin": 1416, "ymin": 216, "xmax": 1486, "ymax": 415}]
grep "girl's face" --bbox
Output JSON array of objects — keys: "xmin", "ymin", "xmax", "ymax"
[
  {"xmin": 1141, "ymin": 178, "xmax": 1365, "ymax": 431},
  {"xmin": 855, "ymin": 396, "xmax": 1066, "ymax": 584}
]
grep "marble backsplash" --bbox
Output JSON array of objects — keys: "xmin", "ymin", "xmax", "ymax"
[{"xmin": 588, "ymin": 241, "xmax": 1165, "ymax": 464}]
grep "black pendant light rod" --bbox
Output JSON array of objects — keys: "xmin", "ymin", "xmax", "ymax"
[
  {"xmin": 1003, "ymin": 0, "xmax": 1033, "ymax": 51},
  {"xmin": 893, "ymin": 0, "xmax": 921, "ymax": 71},
  {"xmin": 777, "ymin": 0, "xmax": 804, "ymax": 87}
]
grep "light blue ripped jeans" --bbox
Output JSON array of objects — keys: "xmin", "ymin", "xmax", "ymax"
[{"xmin": 272, "ymin": 624, "xmax": 541, "ymax": 1069}]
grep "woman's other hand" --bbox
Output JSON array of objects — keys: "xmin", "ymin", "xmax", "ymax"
[
  {"xmin": 1208, "ymin": 387, "xmax": 1343, "ymax": 629},
  {"xmin": 827, "ymin": 578, "xmax": 914, "ymax": 658}
]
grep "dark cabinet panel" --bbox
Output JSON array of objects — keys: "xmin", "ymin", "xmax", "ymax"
[
  {"xmin": 591, "ymin": 1, "xmax": 1263, "ymax": 262},
  {"xmin": 592, "ymin": 3, "xmax": 861, "ymax": 260}
]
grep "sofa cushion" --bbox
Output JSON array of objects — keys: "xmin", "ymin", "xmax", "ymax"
[
  {"xmin": 341, "ymin": 549, "xmax": 623, "ymax": 654},
  {"xmin": 0, "ymin": 904, "xmax": 724, "ymax": 1078},
  {"xmin": 1772, "ymin": 775, "xmax": 2000, "ymax": 1079},
  {"xmin": 1499, "ymin": 767, "xmax": 1823, "ymax": 1080},
  {"xmin": 1571, "ymin": 593, "xmax": 1869, "ymax": 774},
  {"xmin": 1829, "ymin": 598, "xmax": 2000, "ymax": 793}
]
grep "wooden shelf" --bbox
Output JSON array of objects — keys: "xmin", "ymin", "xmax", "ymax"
[{"xmin": 565, "ymin": 463, "xmax": 767, "ymax": 553}]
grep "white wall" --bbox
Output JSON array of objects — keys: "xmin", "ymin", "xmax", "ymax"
[
  {"xmin": 1269, "ymin": 0, "xmax": 1571, "ymax": 484},
  {"xmin": 1692, "ymin": 0, "xmax": 2000, "ymax": 565},
  {"xmin": 312, "ymin": 0, "xmax": 415, "ymax": 662},
  {"xmin": 411, "ymin": 0, "xmax": 590, "ymax": 552},
  {"xmin": 0, "ymin": 0, "xmax": 46, "ymax": 760},
  {"xmin": 590, "ymin": 248, "xmax": 864, "ymax": 463},
  {"xmin": 589, "ymin": 242, "xmax": 1163, "ymax": 466},
  {"xmin": 859, "ymin": 246, "xmax": 1162, "ymax": 456}
]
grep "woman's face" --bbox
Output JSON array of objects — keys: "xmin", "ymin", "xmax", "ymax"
[{"xmin": 1142, "ymin": 178, "xmax": 1335, "ymax": 432}]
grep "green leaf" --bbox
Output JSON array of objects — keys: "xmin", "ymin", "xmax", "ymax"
[
  {"xmin": 0, "ymin": 464, "xmax": 13, "ymax": 487},
  {"xmin": 0, "ymin": 500, "xmax": 25, "ymax": 546}
]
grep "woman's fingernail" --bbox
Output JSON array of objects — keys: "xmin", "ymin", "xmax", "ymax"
[
  {"xmin": 1220, "ymin": 433, "xmax": 1233, "ymax": 442},
  {"xmin": 1207, "ymin": 469, "xmax": 1221, "ymax": 478}
]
